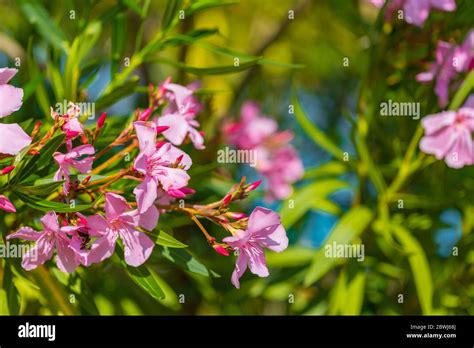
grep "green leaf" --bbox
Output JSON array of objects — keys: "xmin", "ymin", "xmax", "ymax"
[
  {"xmin": 279, "ymin": 179, "xmax": 348, "ymax": 229},
  {"xmin": 20, "ymin": 2, "xmax": 69, "ymax": 52},
  {"xmin": 14, "ymin": 191, "xmax": 97, "ymax": 213},
  {"xmin": 2, "ymin": 261, "xmax": 20, "ymax": 315},
  {"xmin": 160, "ymin": 247, "xmax": 219, "ymax": 277},
  {"xmin": 12, "ymin": 133, "xmax": 65, "ymax": 184},
  {"xmin": 449, "ymin": 70, "xmax": 474, "ymax": 110},
  {"xmin": 392, "ymin": 225, "xmax": 433, "ymax": 314},
  {"xmin": 185, "ymin": 0, "xmax": 238, "ymax": 16},
  {"xmin": 121, "ymin": 0, "xmax": 146, "ymax": 17},
  {"xmin": 304, "ymin": 206, "xmax": 373, "ymax": 286},
  {"xmin": 16, "ymin": 181, "xmax": 64, "ymax": 196},
  {"xmin": 154, "ymin": 56, "xmax": 262, "ymax": 75},
  {"xmin": 162, "ymin": 0, "xmax": 184, "ymax": 32},
  {"xmin": 125, "ymin": 264, "xmax": 165, "ymax": 301},
  {"xmin": 344, "ymin": 272, "xmax": 366, "ymax": 315},
  {"xmin": 111, "ymin": 13, "xmax": 127, "ymax": 75},
  {"xmin": 266, "ymin": 247, "xmax": 315, "ymax": 268},
  {"xmin": 96, "ymin": 76, "xmax": 140, "ymax": 110},
  {"xmin": 292, "ymin": 93, "xmax": 345, "ymax": 161},
  {"xmin": 155, "ymin": 230, "xmax": 188, "ymax": 248},
  {"xmin": 303, "ymin": 161, "xmax": 347, "ymax": 179}
]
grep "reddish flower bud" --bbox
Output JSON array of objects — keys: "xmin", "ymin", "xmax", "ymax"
[
  {"xmin": 97, "ymin": 112, "xmax": 107, "ymax": 129},
  {"xmin": 245, "ymin": 180, "xmax": 262, "ymax": 192},
  {"xmin": 0, "ymin": 166, "xmax": 15, "ymax": 176},
  {"xmin": 226, "ymin": 211, "xmax": 247, "ymax": 220},
  {"xmin": 213, "ymin": 244, "xmax": 229, "ymax": 256},
  {"xmin": 139, "ymin": 108, "xmax": 152, "ymax": 121},
  {"xmin": 156, "ymin": 125, "xmax": 170, "ymax": 134},
  {"xmin": 222, "ymin": 194, "xmax": 232, "ymax": 206}
]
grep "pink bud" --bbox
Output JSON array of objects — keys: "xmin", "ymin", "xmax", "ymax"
[
  {"xmin": 139, "ymin": 108, "xmax": 152, "ymax": 121},
  {"xmin": 222, "ymin": 194, "xmax": 232, "ymax": 206},
  {"xmin": 0, "ymin": 166, "xmax": 15, "ymax": 176},
  {"xmin": 97, "ymin": 112, "xmax": 107, "ymax": 129},
  {"xmin": 245, "ymin": 180, "xmax": 262, "ymax": 192},
  {"xmin": 0, "ymin": 195, "xmax": 16, "ymax": 213},
  {"xmin": 156, "ymin": 125, "xmax": 170, "ymax": 134},
  {"xmin": 156, "ymin": 141, "xmax": 167, "ymax": 149},
  {"xmin": 213, "ymin": 244, "xmax": 229, "ymax": 256},
  {"xmin": 227, "ymin": 212, "xmax": 247, "ymax": 220}
]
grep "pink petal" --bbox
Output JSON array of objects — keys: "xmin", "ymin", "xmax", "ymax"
[
  {"xmin": 105, "ymin": 192, "xmax": 131, "ymax": 220},
  {"xmin": 86, "ymin": 214, "xmax": 110, "ymax": 236},
  {"xmin": 119, "ymin": 227, "xmax": 155, "ymax": 267},
  {"xmin": 133, "ymin": 176, "xmax": 158, "ymax": 214},
  {"xmin": 247, "ymin": 207, "xmax": 288, "ymax": 252},
  {"xmin": 55, "ymin": 238, "xmax": 79, "ymax": 273},
  {"xmin": 404, "ymin": 0, "xmax": 430, "ymax": 27},
  {"xmin": 157, "ymin": 113, "xmax": 189, "ymax": 146},
  {"xmin": 21, "ymin": 234, "xmax": 55, "ymax": 271},
  {"xmin": 444, "ymin": 127, "xmax": 474, "ymax": 168},
  {"xmin": 136, "ymin": 205, "xmax": 159, "ymax": 231},
  {"xmin": 421, "ymin": 111, "xmax": 457, "ymax": 135},
  {"xmin": 7, "ymin": 226, "xmax": 40, "ymax": 241},
  {"xmin": 230, "ymin": 252, "xmax": 248, "ymax": 289},
  {"xmin": 243, "ymin": 245, "xmax": 269, "ymax": 277},
  {"xmin": 40, "ymin": 211, "xmax": 60, "ymax": 233},
  {"xmin": 430, "ymin": 0, "xmax": 456, "ymax": 11},
  {"xmin": 84, "ymin": 233, "xmax": 117, "ymax": 266},
  {"xmin": 134, "ymin": 121, "xmax": 157, "ymax": 155},
  {"xmin": 0, "ymin": 67, "xmax": 18, "ymax": 84},
  {"xmin": 0, "ymin": 85, "xmax": 23, "ymax": 118},
  {"xmin": 0, "ymin": 123, "xmax": 32, "ymax": 155}
]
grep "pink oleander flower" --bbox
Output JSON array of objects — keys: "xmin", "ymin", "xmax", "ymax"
[
  {"xmin": 51, "ymin": 102, "xmax": 84, "ymax": 140},
  {"xmin": 156, "ymin": 79, "xmax": 205, "ymax": 149},
  {"xmin": 7, "ymin": 211, "xmax": 81, "ymax": 272},
  {"xmin": 79, "ymin": 193, "xmax": 156, "ymax": 267},
  {"xmin": 417, "ymin": 31, "xmax": 474, "ymax": 107},
  {"xmin": 223, "ymin": 101, "xmax": 303, "ymax": 201},
  {"xmin": 224, "ymin": 101, "xmax": 278, "ymax": 150},
  {"xmin": 0, "ymin": 68, "xmax": 32, "ymax": 155},
  {"xmin": 223, "ymin": 207, "xmax": 288, "ymax": 288},
  {"xmin": 419, "ymin": 107, "xmax": 474, "ymax": 168},
  {"xmin": 133, "ymin": 121, "xmax": 192, "ymax": 215},
  {"xmin": 0, "ymin": 195, "xmax": 16, "ymax": 213},
  {"xmin": 0, "ymin": 67, "xmax": 23, "ymax": 117},
  {"xmin": 54, "ymin": 144, "xmax": 95, "ymax": 194},
  {"xmin": 369, "ymin": 0, "xmax": 456, "ymax": 27},
  {"xmin": 257, "ymin": 145, "xmax": 305, "ymax": 201}
]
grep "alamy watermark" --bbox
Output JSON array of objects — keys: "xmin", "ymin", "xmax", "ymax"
[
  {"xmin": 55, "ymin": 100, "xmax": 96, "ymax": 119},
  {"xmin": 217, "ymin": 146, "xmax": 258, "ymax": 167},
  {"xmin": 380, "ymin": 99, "xmax": 420, "ymax": 120},
  {"xmin": 0, "ymin": 242, "xmax": 37, "ymax": 261},
  {"xmin": 324, "ymin": 242, "xmax": 365, "ymax": 262}
]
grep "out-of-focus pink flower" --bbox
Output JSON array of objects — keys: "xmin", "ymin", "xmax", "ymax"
[
  {"xmin": 0, "ymin": 68, "xmax": 23, "ymax": 118},
  {"xmin": 369, "ymin": 0, "xmax": 456, "ymax": 27},
  {"xmin": 420, "ymin": 107, "xmax": 474, "ymax": 168},
  {"xmin": 223, "ymin": 207, "xmax": 288, "ymax": 288},
  {"xmin": 417, "ymin": 31, "xmax": 473, "ymax": 107},
  {"xmin": 81, "ymin": 193, "xmax": 156, "ymax": 267},
  {"xmin": 0, "ymin": 68, "xmax": 31, "ymax": 156},
  {"xmin": 0, "ymin": 123, "xmax": 32, "ymax": 155},
  {"xmin": 257, "ymin": 145, "xmax": 305, "ymax": 201},
  {"xmin": 133, "ymin": 121, "xmax": 192, "ymax": 214},
  {"xmin": 0, "ymin": 195, "xmax": 16, "ymax": 213},
  {"xmin": 54, "ymin": 144, "xmax": 95, "ymax": 194},
  {"xmin": 7, "ymin": 211, "xmax": 81, "ymax": 272},
  {"xmin": 223, "ymin": 101, "xmax": 303, "ymax": 201},
  {"xmin": 161, "ymin": 79, "xmax": 202, "ymax": 116},
  {"xmin": 224, "ymin": 102, "xmax": 278, "ymax": 149}
]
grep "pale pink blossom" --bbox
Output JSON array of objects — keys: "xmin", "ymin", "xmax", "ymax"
[
  {"xmin": 51, "ymin": 102, "xmax": 85, "ymax": 141},
  {"xmin": 0, "ymin": 67, "xmax": 23, "ymax": 118},
  {"xmin": 420, "ymin": 107, "xmax": 474, "ymax": 168},
  {"xmin": 80, "ymin": 193, "xmax": 156, "ymax": 267},
  {"xmin": 133, "ymin": 121, "xmax": 192, "ymax": 215},
  {"xmin": 54, "ymin": 144, "xmax": 95, "ymax": 194},
  {"xmin": 7, "ymin": 211, "xmax": 81, "ymax": 272},
  {"xmin": 0, "ymin": 68, "xmax": 31, "ymax": 155},
  {"xmin": 223, "ymin": 207, "xmax": 288, "ymax": 288}
]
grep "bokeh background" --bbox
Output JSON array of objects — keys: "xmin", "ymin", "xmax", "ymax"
[{"xmin": 0, "ymin": 0, "xmax": 473, "ymax": 315}]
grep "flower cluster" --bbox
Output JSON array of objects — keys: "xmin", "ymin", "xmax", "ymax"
[
  {"xmin": 223, "ymin": 101, "xmax": 304, "ymax": 201},
  {"xmin": 2, "ymin": 74, "xmax": 290, "ymax": 288}
]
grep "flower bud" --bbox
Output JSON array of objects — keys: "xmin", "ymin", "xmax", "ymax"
[
  {"xmin": 245, "ymin": 180, "xmax": 262, "ymax": 192},
  {"xmin": 213, "ymin": 244, "xmax": 229, "ymax": 256},
  {"xmin": 97, "ymin": 112, "xmax": 107, "ymax": 129},
  {"xmin": 0, "ymin": 166, "xmax": 15, "ymax": 176}
]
